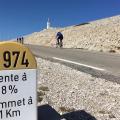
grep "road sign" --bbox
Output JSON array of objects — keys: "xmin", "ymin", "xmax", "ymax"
[{"xmin": 0, "ymin": 42, "xmax": 37, "ymax": 120}]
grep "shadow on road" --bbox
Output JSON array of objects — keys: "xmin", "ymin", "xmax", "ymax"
[{"xmin": 38, "ymin": 104, "xmax": 97, "ymax": 120}]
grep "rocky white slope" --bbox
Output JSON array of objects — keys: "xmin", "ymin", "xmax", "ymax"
[
  {"xmin": 37, "ymin": 58, "xmax": 120, "ymax": 120},
  {"xmin": 25, "ymin": 15, "xmax": 120, "ymax": 53}
]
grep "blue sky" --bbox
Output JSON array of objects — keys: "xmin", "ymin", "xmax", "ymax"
[{"xmin": 0, "ymin": 0, "xmax": 120, "ymax": 40}]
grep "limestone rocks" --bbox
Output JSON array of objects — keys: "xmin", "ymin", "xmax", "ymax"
[
  {"xmin": 25, "ymin": 15, "xmax": 120, "ymax": 53},
  {"xmin": 37, "ymin": 58, "xmax": 120, "ymax": 120}
]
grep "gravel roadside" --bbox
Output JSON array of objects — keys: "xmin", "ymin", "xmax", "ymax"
[{"xmin": 37, "ymin": 57, "xmax": 120, "ymax": 120}]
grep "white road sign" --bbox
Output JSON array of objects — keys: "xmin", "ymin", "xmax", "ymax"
[{"xmin": 0, "ymin": 42, "xmax": 37, "ymax": 120}]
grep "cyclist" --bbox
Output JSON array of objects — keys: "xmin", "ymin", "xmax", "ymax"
[{"xmin": 56, "ymin": 32, "xmax": 63, "ymax": 47}]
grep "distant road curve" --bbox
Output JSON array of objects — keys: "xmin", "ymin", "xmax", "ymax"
[{"xmin": 27, "ymin": 44, "xmax": 120, "ymax": 83}]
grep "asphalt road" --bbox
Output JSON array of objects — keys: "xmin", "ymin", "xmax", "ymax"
[{"xmin": 27, "ymin": 44, "xmax": 120, "ymax": 80}]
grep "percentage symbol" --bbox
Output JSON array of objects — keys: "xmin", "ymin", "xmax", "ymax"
[{"xmin": 9, "ymin": 85, "xmax": 18, "ymax": 94}]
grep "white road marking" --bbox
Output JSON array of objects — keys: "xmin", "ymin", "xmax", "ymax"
[{"xmin": 53, "ymin": 57, "xmax": 105, "ymax": 71}]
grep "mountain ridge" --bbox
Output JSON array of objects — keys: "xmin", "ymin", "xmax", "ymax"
[{"xmin": 24, "ymin": 15, "xmax": 120, "ymax": 53}]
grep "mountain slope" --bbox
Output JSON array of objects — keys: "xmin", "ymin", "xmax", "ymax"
[{"xmin": 24, "ymin": 15, "xmax": 120, "ymax": 53}]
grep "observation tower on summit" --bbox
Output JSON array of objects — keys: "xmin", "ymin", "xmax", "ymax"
[{"xmin": 47, "ymin": 18, "xmax": 51, "ymax": 29}]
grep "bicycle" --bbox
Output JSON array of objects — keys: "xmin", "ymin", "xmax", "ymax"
[{"xmin": 56, "ymin": 40, "xmax": 63, "ymax": 48}]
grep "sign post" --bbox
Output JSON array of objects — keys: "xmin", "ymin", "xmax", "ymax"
[{"xmin": 0, "ymin": 42, "xmax": 37, "ymax": 120}]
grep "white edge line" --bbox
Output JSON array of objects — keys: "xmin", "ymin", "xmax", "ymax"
[{"xmin": 52, "ymin": 57, "xmax": 105, "ymax": 71}]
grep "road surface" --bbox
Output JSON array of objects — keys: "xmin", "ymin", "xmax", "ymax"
[{"xmin": 27, "ymin": 44, "xmax": 120, "ymax": 82}]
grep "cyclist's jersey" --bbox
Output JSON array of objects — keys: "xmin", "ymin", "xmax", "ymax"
[{"xmin": 56, "ymin": 32, "xmax": 63, "ymax": 40}]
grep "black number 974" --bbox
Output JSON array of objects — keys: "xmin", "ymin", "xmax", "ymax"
[{"xmin": 3, "ymin": 51, "xmax": 29, "ymax": 68}]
